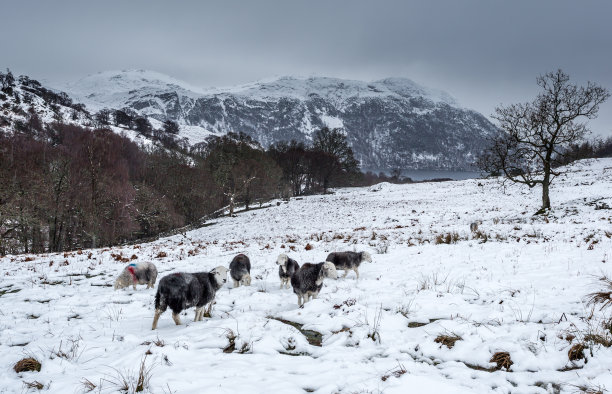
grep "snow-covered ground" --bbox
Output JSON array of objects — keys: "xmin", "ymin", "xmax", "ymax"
[{"xmin": 1, "ymin": 159, "xmax": 611, "ymax": 394}]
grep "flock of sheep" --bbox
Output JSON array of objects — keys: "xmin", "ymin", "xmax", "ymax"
[{"xmin": 113, "ymin": 251, "xmax": 372, "ymax": 330}]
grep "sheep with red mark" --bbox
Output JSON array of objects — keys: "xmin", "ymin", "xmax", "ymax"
[{"xmin": 114, "ymin": 262, "xmax": 158, "ymax": 290}]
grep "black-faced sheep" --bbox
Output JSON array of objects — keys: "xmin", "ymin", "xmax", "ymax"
[
  {"xmin": 276, "ymin": 254, "xmax": 299, "ymax": 289},
  {"xmin": 229, "ymin": 254, "xmax": 251, "ymax": 288},
  {"xmin": 151, "ymin": 266, "xmax": 228, "ymax": 330},
  {"xmin": 325, "ymin": 251, "xmax": 372, "ymax": 279},
  {"xmin": 114, "ymin": 262, "xmax": 158, "ymax": 290},
  {"xmin": 290, "ymin": 262, "xmax": 337, "ymax": 307}
]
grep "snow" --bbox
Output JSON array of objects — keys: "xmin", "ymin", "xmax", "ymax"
[
  {"xmin": 60, "ymin": 70, "xmax": 208, "ymax": 111},
  {"xmin": 58, "ymin": 71, "xmax": 459, "ymax": 113},
  {"xmin": 320, "ymin": 115, "xmax": 344, "ymax": 130},
  {"xmin": 1, "ymin": 158, "xmax": 611, "ymax": 393}
]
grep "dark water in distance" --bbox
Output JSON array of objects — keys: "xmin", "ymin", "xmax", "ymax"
[
  {"xmin": 403, "ymin": 170, "xmax": 482, "ymax": 181},
  {"xmin": 366, "ymin": 169, "xmax": 482, "ymax": 181}
]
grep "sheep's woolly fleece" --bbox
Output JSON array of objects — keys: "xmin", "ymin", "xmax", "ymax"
[{"xmin": 1, "ymin": 158, "xmax": 612, "ymax": 393}]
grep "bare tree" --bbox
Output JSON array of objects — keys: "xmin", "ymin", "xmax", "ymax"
[{"xmin": 478, "ymin": 70, "xmax": 609, "ymax": 212}]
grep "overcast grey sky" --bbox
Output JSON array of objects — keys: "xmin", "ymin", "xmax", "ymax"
[{"xmin": 2, "ymin": 0, "xmax": 611, "ymax": 136}]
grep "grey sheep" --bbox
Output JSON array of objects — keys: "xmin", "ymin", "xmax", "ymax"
[
  {"xmin": 276, "ymin": 253, "xmax": 299, "ymax": 289},
  {"xmin": 114, "ymin": 262, "xmax": 158, "ymax": 290},
  {"xmin": 229, "ymin": 254, "xmax": 251, "ymax": 287},
  {"xmin": 325, "ymin": 251, "xmax": 372, "ymax": 279},
  {"xmin": 290, "ymin": 262, "xmax": 337, "ymax": 307},
  {"xmin": 152, "ymin": 266, "xmax": 228, "ymax": 330}
]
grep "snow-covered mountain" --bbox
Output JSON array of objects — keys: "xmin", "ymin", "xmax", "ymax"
[{"xmin": 61, "ymin": 70, "xmax": 499, "ymax": 171}]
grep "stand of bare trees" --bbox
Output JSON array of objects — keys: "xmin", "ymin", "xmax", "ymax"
[
  {"xmin": 268, "ymin": 127, "xmax": 361, "ymax": 196},
  {"xmin": 0, "ymin": 122, "xmax": 365, "ymax": 255}
]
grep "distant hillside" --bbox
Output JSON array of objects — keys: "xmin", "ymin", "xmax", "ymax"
[{"xmin": 60, "ymin": 70, "xmax": 499, "ymax": 170}]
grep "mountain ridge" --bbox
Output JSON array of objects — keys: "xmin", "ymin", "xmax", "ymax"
[{"xmin": 55, "ymin": 70, "xmax": 498, "ymax": 170}]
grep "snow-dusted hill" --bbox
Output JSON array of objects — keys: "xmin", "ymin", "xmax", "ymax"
[
  {"xmin": 1, "ymin": 158, "xmax": 611, "ymax": 393},
  {"xmin": 59, "ymin": 70, "xmax": 499, "ymax": 170}
]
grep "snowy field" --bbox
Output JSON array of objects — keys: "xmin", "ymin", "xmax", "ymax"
[{"xmin": 1, "ymin": 159, "xmax": 611, "ymax": 394}]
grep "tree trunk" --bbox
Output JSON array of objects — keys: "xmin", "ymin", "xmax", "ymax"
[
  {"xmin": 228, "ymin": 194, "xmax": 235, "ymax": 216},
  {"xmin": 541, "ymin": 180, "xmax": 550, "ymax": 210},
  {"xmin": 541, "ymin": 164, "xmax": 551, "ymax": 211}
]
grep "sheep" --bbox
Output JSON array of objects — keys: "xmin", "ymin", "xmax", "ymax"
[
  {"xmin": 151, "ymin": 266, "xmax": 228, "ymax": 330},
  {"xmin": 114, "ymin": 262, "xmax": 158, "ymax": 290},
  {"xmin": 229, "ymin": 254, "xmax": 251, "ymax": 287},
  {"xmin": 290, "ymin": 262, "xmax": 337, "ymax": 307},
  {"xmin": 325, "ymin": 251, "xmax": 372, "ymax": 279},
  {"xmin": 276, "ymin": 254, "xmax": 299, "ymax": 289}
]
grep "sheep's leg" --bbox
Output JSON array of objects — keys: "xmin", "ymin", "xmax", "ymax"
[
  {"xmin": 342, "ymin": 270, "xmax": 348, "ymax": 278},
  {"xmin": 285, "ymin": 281, "xmax": 291, "ymax": 289},
  {"xmin": 205, "ymin": 300, "xmax": 214, "ymax": 317},
  {"xmin": 312, "ymin": 292, "xmax": 318, "ymax": 300},
  {"xmin": 233, "ymin": 279, "xmax": 239, "ymax": 288},
  {"xmin": 280, "ymin": 279, "xmax": 285, "ymax": 289},
  {"xmin": 133, "ymin": 283, "xmax": 137, "ymax": 290},
  {"xmin": 297, "ymin": 295, "xmax": 302, "ymax": 307},
  {"xmin": 172, "ymin": 312, "xmax": 181, "ymax": 326},
  {"xmin": 152, "ymin": 309, "xmax": 163, "ymax": 330},
  {"xmin": 194, "ymin": 307, "xmax": 202, "ymax": 322},
  {"xmin": 354, "ymin": 267, "xmax": 359, "ymax": 279}
]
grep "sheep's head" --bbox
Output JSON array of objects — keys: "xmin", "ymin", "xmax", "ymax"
[
  {"xmin": 211, "ymin": 266, "xmax": 228, "ymax": 285},
  {"xmin": 318, "ymin": 261, "xmax": 338, "ymax": 283},
  {"xmin": 276, "ymin": 254, "xmax": 288, "ymax": 265},
  {"xmin": 361, "ymin": 251, "xmax": 373, "ymax": 263},
  {"xmin": 113, "ymin": 273, "xmax": 130, "ymax": 290},
  {"xmin": 277, "ymin": 254, "xmax": 289, "ymax": 272}
]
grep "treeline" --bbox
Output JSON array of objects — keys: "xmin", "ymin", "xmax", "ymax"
[
  {"xmin": 0, "ymin": 121, "xmax": 365, "ymax": 255},
  {"xmin": 552, "ymin": 137, "xmax": 612, "ymax": 167}
]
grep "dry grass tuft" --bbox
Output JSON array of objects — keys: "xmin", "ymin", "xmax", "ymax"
[
  {"xmin": 584, "ymin": 333, "xmax": 612, "ymax": 348},
  {"xmin": 102, "ymin": 355, "xmax": 153, "ymax": 393},
  {"xmin": 305, "ymin": 243, "xmax": 313, "ymax": 251},
  {"xmin": 434, "ymin": 334, "xmax": 462, "ymax": 349},
  {"xmin": 23, "ymin": 381, "xmax": 44, "ymax": 390},
  {"xmin": 156, "ymin": 251, "xmax": 167, "ymax": 258},
  {"xmin": 223, "ymin": 329, "xmax": 237, "ymax": 353},
  {"xmin": 434, "ymin": 232, "xmax": 460, "ymax": 245},
  {"xmin": 473, "ymin": 230, "xmax": 488, "ymax": 243},
  {"xmin": 80, "ymin": 378, "xmax": 97, "ymax": 393},
  {"xmin": 489, "ymin": 352, "xmax": 513, "ymax": 371},
  {"xmin": 381, "ymin": 362, "xmax": 407, "ymax": 382},
  {"xmin": 570, "ymin": 383, "xmax": 607, "ymax": 394},
  {"xmin": 13, "ymin": 357, "xmax": 41, "ymax": 373},
  {"xmin": 586, "ymin": 275, "xmax": 612, "ymax": 310},
  {"xmin": 568, "ymin": 343, "xmax": 586, "ymax": 361}
]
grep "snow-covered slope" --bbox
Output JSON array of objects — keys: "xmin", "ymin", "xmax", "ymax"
[
  {"xmin": 0, "ymin": 75, "xmax": 192, "ymax": 147},
  {"xmin": 65, "ymin": 71, "xmax": 458, "ymax": 110},
  {"xmin": 60, "ymin": 70, "xmax": 498, "ymax": 170},
  {"xmin": 64, "ymin": 69, "xmax": 207, "ymax": 110},
  {"xmin": 1, "ymin": 158, "xmax": 611, "ymax": 393}
]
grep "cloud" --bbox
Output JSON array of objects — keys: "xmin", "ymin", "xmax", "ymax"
[{"xmin": 2, "ymin": 0, "xmax": 611, "ymax": 135}]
